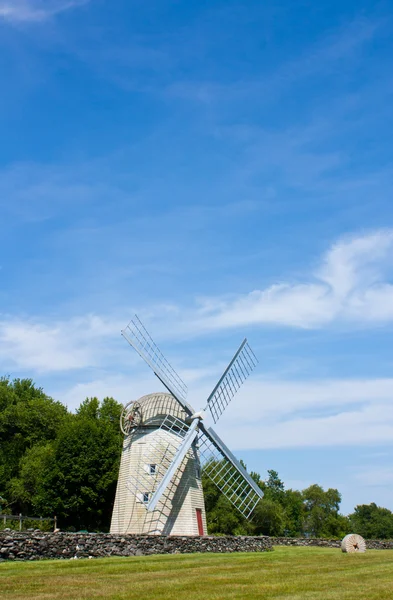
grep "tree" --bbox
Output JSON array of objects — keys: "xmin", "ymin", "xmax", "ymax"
[
  {"xmin": 38, "ymin": 397, "xmax": 123, "ymax": 530},
  {"xmin": 349, "ymin": 503, "xmax": 393, "ymax": 539},
  {"xmin": 302, "ymin": 484, "xmax": 349, "ymax": 538},
  {"xmin": 0, "ymin": 377, "xmax": 67, "ymax": 506},
  {"xmin": 4, "ymin": 392, "xmax": 123, "ymax": 531},
  {"xmin": 262, "ymin": 470, "xmax": 285, "ymax": 504},
  {"xmin": 77, "ymin": 397, "xmax": 100, "ymax": 420},
  {"xmin": 8, "ymin": 443, "xmax": 56, "ymax": 514},
  {"xmin": 202, "ymin": 462, "xmax": 251, "ymax": 535},
  {"xmin": 253, "ymin": 499, "xmax": 285, "ymax": 536},
  {"xmin": 206, "ymin": 494, "xmax": 251, "ymax": 535},
  {"xmin": 281, "ymin": 489, "xmax": 304, "ymax": 536}
]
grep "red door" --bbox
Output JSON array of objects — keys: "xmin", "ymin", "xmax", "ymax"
[{"xmin": 196, "ymin": 508, "xmax": 204, "ymax": 535}]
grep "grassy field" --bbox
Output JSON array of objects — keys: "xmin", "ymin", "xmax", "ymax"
[{"xmin": 1, "ymin": 547, "xmax": 392, "ymax": 600}]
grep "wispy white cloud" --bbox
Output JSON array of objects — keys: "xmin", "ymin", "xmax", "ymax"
[
  {"xmin": 56, "ymin": 371, "xmax": 393, "ymax": 452},
  {"xmin": 189, "ymin": 230, "xmax": 393, "ymax": 332},
  {"xmin": 2, "ymin": 229, "xmax": 393, "ymax": 376},
  {"xmin": 354, "ymin": 466, "xmax": 393, "ymax": 487},
  {"xmin": 0, "ymin": 0, "xmax": 89, "ymax": 23},
  {"xmin": 2, "ymin": 226, "xmax": 393, "ymax": 453},
  {"xmin": 214, "ymin": 376, "xmax": 393, "ymax": 452},
  {"xmin": 0, "ymin": 314, "xmax": 123, "ymax": 372},
  {"xmin": 59, "ymin": 374, "xmax": 160, "ymax": 410}
]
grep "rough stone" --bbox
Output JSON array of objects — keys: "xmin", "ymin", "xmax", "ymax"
[
  {"xmin": 0, "ymin": 531, "xmax": 272, "ymax": 561},
  {"xmin": 2, "ymin": 532, "xmax": 391, "ymax": 562}
]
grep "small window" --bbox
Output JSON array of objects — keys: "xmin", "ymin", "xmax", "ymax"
[
  {"xmin": 149, "ymin": 464, "xmax": 157, "ymax": 475},
  {"xmin": 143, "ymin": 492, "xmax": 149, "ymax": 504}
]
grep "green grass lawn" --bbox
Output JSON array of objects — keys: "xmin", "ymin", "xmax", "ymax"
[{"xmin": 1, "ymin": 547, "xmax": 392, "ymax": 600}]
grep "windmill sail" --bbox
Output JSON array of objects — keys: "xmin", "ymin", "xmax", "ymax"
[
  {"xmin": 204, "ymin": 339, "xmax": 258, "ymax": 424},
  {"xmin": 146, "ymin": 418, "xmax": 199, "ymax": 511},
  {"xmin": 122, "ymin": 316, "xmax": 193, "ymax": 416},
  {"xmin": 198, "ymin": 423, "xmax": 263, "ymax": 518},
  {"xmin": 138, "ymin": 418, "xmax": 263, "ymax": 518},
  {"xmin": 120, "ymin": 316, "xmax": 262, "ymax": 525},
  {"xmin": 126, "ymin": 414, "xmax": 192, "ymax": 508}
]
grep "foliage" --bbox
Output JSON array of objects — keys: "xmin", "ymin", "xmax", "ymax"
[
  {"xmin": 349, "ymin": 503, "xmax": 393, "ymax": 539},
  {"xmin": 302, "ymin": 484, "xmax": 350, "ymax": 538},
  {"xmin": 43, "ymin": 398, "xmax": 123, "ymax": 531},
  {"xmin": 252, "ymin": 498, "xmax": 286, "ymax": 536},
  {"xmin": 1, "ymin": 381, "xmax": 122, "ymax": 531},
  {"xmin": 0, "ymin": 377, "xmax": 67, "ymax": 498},
  {"xmin": 202, "ymin": 465, "xmax": 252, "ymax": 535},
  {"xmin": 8, "ymin": 443, "xmax": 56, "ymax": 514},
  {"xmin": 0, "ymin": 517, "xmax": 53, "ymax": 532},
  {"xmin": 260, "ymin": 470, "xmax": 285, "ymax": 503},
  {"xmin": 203, "ymin": 462, "xmax": 351, "ymax": 538},
  {"xmin": 281, "ymin": 489, "xmax": 304, "ymax": 536}
]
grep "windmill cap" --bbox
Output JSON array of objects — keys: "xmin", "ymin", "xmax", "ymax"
[{"xmin": 131, "ymin": 392, "xmax": 188, "ymax": 426}]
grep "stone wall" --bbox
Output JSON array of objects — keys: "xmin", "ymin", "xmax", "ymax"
[
  {"xmin": 2, "ymin": 532, "xmax": 392, "ymax": 561},
  {"xmin": 271, "ymin": 537, "xmax": 393, "ymax": 550},
  {"xmin": 0, "ymin": 531, "xmax": 272, "ymax": 561}
]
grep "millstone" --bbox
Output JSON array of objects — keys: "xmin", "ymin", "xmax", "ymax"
[{"xmin": 341, "ymin": 533, "xmax": 366, "ymax": 553}]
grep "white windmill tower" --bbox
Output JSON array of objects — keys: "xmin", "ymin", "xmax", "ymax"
[{"xmin": 110, "ymin": 316, "xmax": 263, "ymax": 536}]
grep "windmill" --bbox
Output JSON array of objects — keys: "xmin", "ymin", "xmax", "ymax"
[{"xmin": 110, "ymin": 316, "xmax": 263, "ymax": 536}]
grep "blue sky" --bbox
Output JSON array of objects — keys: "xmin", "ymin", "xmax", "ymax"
[{"xmin": 1, "ymin": 0, "xmax": 393, "ymax": 514}]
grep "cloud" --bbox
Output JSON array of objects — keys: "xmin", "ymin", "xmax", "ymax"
[
  {"xmin": 59, "ymin": 374, "xmax": 159, "ymax": 410},
  {"xmin": 2, "ymin": 227, "xmax": 393, "ymax": 452},
  {"xmin": 216, "ymin": 376, "xmax": 393, "ymax": 450},
  {"xmin": 55, "ymin": 371, "xmax": 393, "ymax": 451},
  {"xmin": 2, "ymin": 229, "xmax": 393, "ymax": 376},
  {"xmin": 0, "ymin": 314, "xmax": 123, "ymax": 372},
  {"xmin": 189, "ymin": 230, "xmax": 393, "ymax": 332},
  {"xmin": 354, "ymin": 466, "xmax": 393, "ymax": 487},
  {"xmin": 0, "ymin": 0, "xmax": 89, "ymax": 23}
]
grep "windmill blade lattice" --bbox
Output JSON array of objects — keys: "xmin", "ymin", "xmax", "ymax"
[
  {"xmin": 205, "ymin": 339, "xmax": 258, "ymax": 424},
  {"xmin": 126, "ymin": 414, "xmax": 191, "ymax": 507},
  {"xmin": 118, "ymin": 315, "xmax": 263, "ymax": 535},
  {"xmin": 122, "ymin": 316, "xmax": 191, "ymax": 413},
  {"xmin": 147, "ymin": 418, "xmax": 199, "ymax": 511},
  {"xmin": 198, "ymin": 424, "xmax": 263, "ymax": 518}
]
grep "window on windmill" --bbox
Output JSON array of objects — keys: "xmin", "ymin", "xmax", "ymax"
[
  {"xmin": 143, "ymin": 492, "xmax": 150, "ymax": 504},
  {"xmin": 149, "ymin": 464, "xmax": 157, "ymax": 475}
]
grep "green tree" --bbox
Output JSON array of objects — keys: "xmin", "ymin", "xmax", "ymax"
[
  {"xmin": 349, "ymin": 503, "xmax": 393, "ymax": 539},
  {"xmin": 77, "ymin": 397, "xmax": 100, "ymax": 420},
  {"xmin": 253, "ymin": 498, "xmax": 286, "ymax": 536},
  {"xmin": 4, "ymin": 391, "xmax": 123, "ymax": 531},
  {"xmin": 262, "ymin": 470, "xmax": 285, "ymax": 504},
  {"xmin": 8, "ymin": 443, "xmax": 56, "ymax": 514},
  {"xmin": 203, "ymin": 460, "xmax": 252, "ymax": 535},
  {"xmin": 39, "ymin": 397, "xmax": 123, "ymax": 530},
  {"xmin": 302, "ymin": 484, "xmax": 349, "ymax": 538},
  {"xmin": 0, "ymin": 377, "xmax": 67, "ymax": 506},
  {"xmin": 282, "ymin": 489, "xmax": 304, "ymax": 536}
]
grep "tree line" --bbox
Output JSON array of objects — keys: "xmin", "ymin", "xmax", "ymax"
[{"xmin": 1, "ymin": 377, "xmax": 392, "ymax": 538}]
